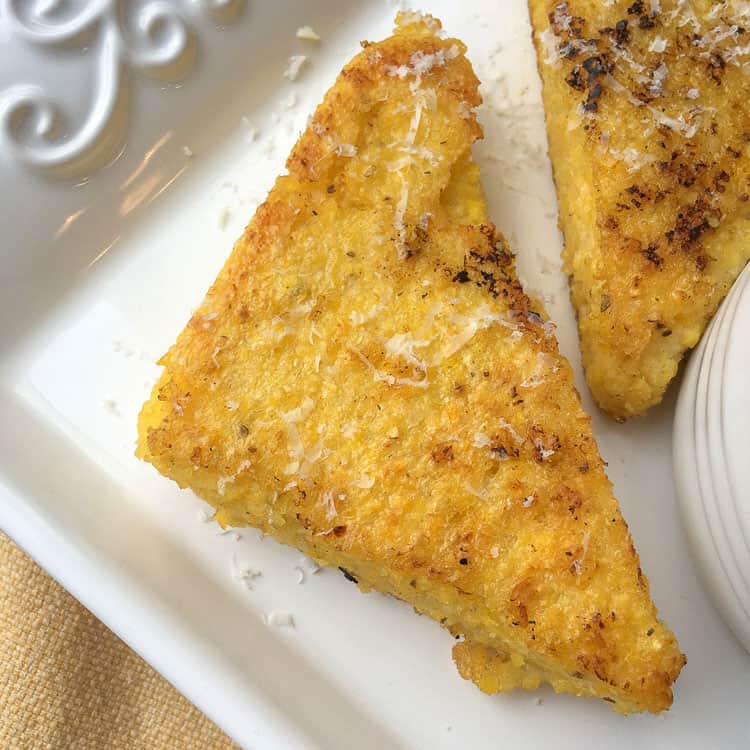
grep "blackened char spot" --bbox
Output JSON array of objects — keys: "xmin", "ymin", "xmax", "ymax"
[
  {"xmin": 641, "ymin": 244, "xmax": 663, "ymax": 268},
  {"xmin": 614, "ymin": 20, "xmax": 630, "ymax": 45},
  {"xmin": 566, "ymin": 66, "xmax": 585, "ymax": 90},
  {"xmin": 339, "ymin": 567, "xmax": 358, "ymax": 583}
]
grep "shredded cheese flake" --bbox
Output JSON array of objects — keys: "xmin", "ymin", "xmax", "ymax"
[
  {"xmin": 384, "ymin": 45, "xmax": 459, "ymax": 80},
  {"xmin": 283, "ymin": 55, "xmax": 307, "ymax": 81},
  {"xmin": 535, "ymin": 437, "xmax": 556, "ymax": 461},
  {"xmin": 350, "ymin": 346, "xmax": 429, "ymax": 389},
  {"xmin": 498, "ymin": 418, "xmax": 525, "ymax": 445},
  {"xmin": 353, "ymin": 474, "xmax": 375, "ymax": 489},
  {"xmin": 265, "ymin": 611, "xmax": 295, "ymax": 628},
  {"xmin": 296, "ymin": 25, "xmax": 320, "ymax": 41},
  {"xmin": 322, "ymin": 489, "xmax": 337, "ymax": 519},
  {"xmin": 572, "ymin": 531, "xmax": 592, "ymax": 577},
  {"xmin": 217, "ymin": 459, "xmax": 252, "ymax": 496},
  {"xmin": 649, "ymin": 36, "xmax": 669, "ymax": 53},
  {"xmin": 231, "ymin": 553, "xmax": 262, "ymax": 589},
  {"xmin": 464, "ymin": 483, "xmax": 488, "ymax": 500},
  {"xmin": 472, "ymin": 431, "xmax": 492, "ymax": 449}
]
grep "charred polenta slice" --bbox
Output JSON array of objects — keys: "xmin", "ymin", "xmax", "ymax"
[
  {"xmin": 137, "ymin": 13, "xmax": 684, "ymax": 713},
  {"xmin": 529, "ymin": 0, "xmax": 750, "ymax": 419}
]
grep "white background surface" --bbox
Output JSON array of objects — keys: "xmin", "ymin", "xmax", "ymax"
[{"xmin": 0, "ymin": 1, "xmax": 748, "ymax": 748}]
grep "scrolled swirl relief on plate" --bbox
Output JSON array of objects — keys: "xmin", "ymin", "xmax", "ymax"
[{"xmin": 0, "ymin": 0, "xmax": 245, "ymax": 175}]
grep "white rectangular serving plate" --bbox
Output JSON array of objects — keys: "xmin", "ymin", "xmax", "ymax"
[{"xmin": 1, "ymin": 1, "xmax": 748, "ymax": 748}]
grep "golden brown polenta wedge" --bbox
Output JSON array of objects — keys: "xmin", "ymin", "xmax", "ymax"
[
  {"xmin": 137, "ymin": 13, "xmax": 684, "ymax": 713},
  {"xmin": 529, "ymin": 0, "xmax": 750, "ymax": 419}
]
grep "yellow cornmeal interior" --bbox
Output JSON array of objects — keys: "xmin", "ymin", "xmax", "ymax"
[
  {"xmin": 530, "ymin": 0, "xmax": 750, "ymax": 419},
  {"xmin": 138, "ymin": 14, "xmax": 684, "ymax": 713}
]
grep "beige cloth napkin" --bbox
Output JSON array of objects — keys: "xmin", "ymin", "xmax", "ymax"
[{"xmin": 0, "ymin": 532, "xmax": 240, "ymax": 750}]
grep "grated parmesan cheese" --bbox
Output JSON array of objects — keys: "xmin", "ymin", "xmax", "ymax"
[
  {"xmin": 648, "ymin": 105, "xmax": 701, "ymax": 138},
  {"xmin": 211, "ymin": 346, "xmax": 222, "ymax": 369},
  {"xmin": 217, "ymin": 459, "xmax": 252, "ymax": 496},
  {"xmin": 322, "ymin": 489, "xmax": 337, "ymax": 519},
  {"xmin": 296, "ymin": 25, "xmax": 320, "ymax": 41},
  {"xmin": 519, "ymin": 351, "xmax": 556, "ymax": 388},
  {"xmin": 537, "ymin": 28, "xmax": 561, "ymax": 66},
  {"xmin": 283, "ymin": 55, "xmax": 307, "ymax": 81},
  {"xmin": 472, "ymin": 431, "xmax": 492, "ymax": 449},
  {"xmin": 281, "ymin": 397, "xmax": 315, "ymax": 424},
  {"xmin": 464, "ymin": 483, "xmax": 488, "ymax": 500},
  {"xmin": 430, "ymin": 305, "xmax": 518, "ymax": 365},
  {"xmin": 418, "ymin": 212, "xmax": 432, "ymax": 231},
  {"xmin": 349, "ymin": 303, "xmax": 383, "ymax": 325},
  {"xmin": 291, "ymin": 298, "xmax": 317, "ymax": 317},
  {"xmin": 550, "ymin": 2, "xmax": 574, "ymax": 32},
  {"xmin": 647, "ymin": 62, "xmax": 669, "ymax": 97},
  {"xmin": 383, "ymin": 332, "xmax": 430, "ymax": 370},
  {"xmin": 572, "ymin": 531, "xmax": 591, "ymax": 577},
  {"xmin": 534, "ymin": 437, "xmax": 556, "ymax": 461},
  {"xmin": 393, "ymin": 173, "xmax": 409, "ymax": 259},
  {"xmin": 334, "ymin": 142, "xmax": 358, "ymax": 157},
  {"xmin": 608, "ymin": 145, "xmax": 657, "ymax": 173},
  {"xmin": 350, "ymin": 346, "xmax": 429, "ymax": 389},
  {"xmin": 648, "ymin": 36, "xmax": 668, "ymax": 53},
  {"xmin": 265, "ymin": 610, "xmax": 295, "ymax": 628},
  {"xmin": 457, "ymin": 101, "xmax": 473, "ymax": 119},
  {"xmin": 384, "ymin": 45, "xmax": 459, "ymax": 80},
  {"xmin": 301, "ymin": 556, "xmax": 320, "ymax": 576},
  {"xmin": 498, "ymin": 418, "xmax": 525, "ymax": 445},
  {"xmin": 398, "ymin": 10, "xmax": 443, "ymax": 35},
  {"xmin": 667, "ymin": 0, "xmax": 700, "ymax": 31},
  {"xmin": 231, "ymin": 553, "xmax": 261, "ymax": 589},
  {"xmin": 353, "ymin": 474, "xmax": 375, "ymax": 490}
]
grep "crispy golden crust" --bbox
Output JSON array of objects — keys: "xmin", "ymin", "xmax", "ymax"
[
  {"xmin": 529, "ymin": 0, "xmax": 750, "ymax": 419},
  {"xmin": 137, "ymin": 13, "xmax": 684, "ymax": 713}
]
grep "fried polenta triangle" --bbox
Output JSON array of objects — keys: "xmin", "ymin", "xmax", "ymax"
[
  {"xmin": 529, "ymin": 0, "xmax": 750, "ymax": 419},
  {"xmin": 137, "ymin": 13, "xmax": 684, "ymax": 714}
]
